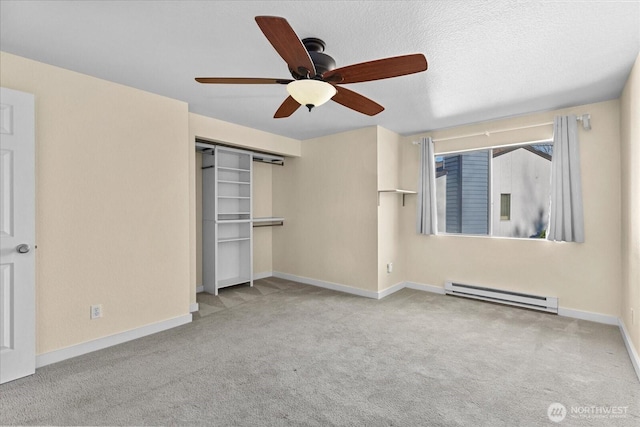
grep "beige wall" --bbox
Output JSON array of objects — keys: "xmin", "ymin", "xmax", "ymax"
[
  {"xmin": 620, "ymin": 53, "xmax": 640, "ymax": 354},
  {"xmin": 400, "ymin": 100, "xmax": 622, "ymax": 317},
  {"xmin": 0, "ymin": 52, "xmax": 191, "ymax": 354},
  {"xmin": 273, "ymin": 127, "xmax": 379, "ymax": 292},
  {"xmin": 189, "ymin": 113, "xmax": 301, "ymax": 157},
  {"xmin": 377, "ymin": 127, "xmax": 404, "ymax": 291}
]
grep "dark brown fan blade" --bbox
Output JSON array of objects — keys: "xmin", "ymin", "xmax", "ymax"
[
  {"xmin": 195, "ymin": 77, "xmax": 292, "ymax": 84},
  {"xmin": 274, "ymin": 96, "xmax": 301, "ymax": 118},
  {"xmin": 323, "ymin": 54, "xmax": 427, "ymax": 84},
  {"xmin": 331, "ymin": 86, "xmax": 384, "ymax": 116},
  {"xmin": 255, "ymin": 16, "xmax": 316, "ymax": 77}
]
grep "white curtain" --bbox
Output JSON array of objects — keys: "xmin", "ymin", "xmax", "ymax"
[
  {"xmin": 416, "ymin": 137, "xmax": 437, "ymax": 235},
  {"xmin": 547, "ymin": 115, "xmax": 585, "ymax": 242}
]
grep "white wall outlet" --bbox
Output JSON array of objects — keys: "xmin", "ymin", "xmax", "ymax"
[
  {"xmin": 90, "ymin": 304, "xmax": 102, "ymax": 319},
  {"xmin": 387, "ymin": 262, "xmax": 393, "ymax": 273}
]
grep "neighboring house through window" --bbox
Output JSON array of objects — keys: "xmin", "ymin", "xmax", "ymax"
[{"xmin": 435, "ymin": 143, "xmax": 552, "ymax": 238}]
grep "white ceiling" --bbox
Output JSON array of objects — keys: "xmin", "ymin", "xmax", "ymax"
[{"xmin": 1, "ymin": 1, "xmax": 639, "ymax": 141}]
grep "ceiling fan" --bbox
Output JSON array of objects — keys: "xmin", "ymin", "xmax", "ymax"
[{"xmin": 195, "ymin": 16, "xmax": 428, "ymax": 118}]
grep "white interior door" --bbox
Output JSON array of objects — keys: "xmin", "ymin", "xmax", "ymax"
[{"xmin": 0, "ymin": 87, "xmax": 35, "ymax": 384}]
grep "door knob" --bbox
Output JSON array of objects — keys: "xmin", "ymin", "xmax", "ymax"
[{"xmin": 16, "ymin": 244, "xmax": 30, "ymax": 254}]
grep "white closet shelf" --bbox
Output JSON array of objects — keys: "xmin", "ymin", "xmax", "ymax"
[
  {"xmin": 218, "ymin": 196, "xmax": 250, "ymax": 199},
  {"xmin": 218, "ymin": 237, "xmax": 251, "ymax": 243},
  {"xmin": 218, "ymin": 180, "xmax": 250, "ymax": 185},
  {"xmin": 216, "ymin": 219, "xmax": 252, "ymax": 224},
  {"xmin": 377, "ymin": 189, "xmax": 417, "ymax": 206},
  {"xmin": 217, "ymin": 166, "xmax": 250, "ymax": 172}
]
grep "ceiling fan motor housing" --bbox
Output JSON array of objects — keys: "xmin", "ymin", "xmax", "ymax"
[{"xmin": 290, "ymin": 38, "xmax": 336, "ymax": 79}]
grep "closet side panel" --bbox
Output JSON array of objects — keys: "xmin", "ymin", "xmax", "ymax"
[
  {"xmin": 196, "ymin": 153, "xmax": 203, "ymax": 288},
  {"xmin": 201, "ymin": 153, "xmax": 216, "ymax": 293}
]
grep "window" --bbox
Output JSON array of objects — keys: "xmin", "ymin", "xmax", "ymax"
[
  {"xmin": 435, "ymin": 142, "xmax": 552, "ymax": 238},
  {"xmin": 500, "ymin": 194, "xmax": 511, "ymax": 220}
]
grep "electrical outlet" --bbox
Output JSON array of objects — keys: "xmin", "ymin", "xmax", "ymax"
[
  {"xmin": 90, "ymin": 304, "xmax": 102, "ymax": 320},
  {"xmin": 387, "ymin": 262, "xmax": 393, "ymax": 274}
]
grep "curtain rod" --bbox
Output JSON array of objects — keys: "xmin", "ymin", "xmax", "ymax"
[{"xmin": 413, "ymin": 113, "xmax": 591, "ymax": 144}]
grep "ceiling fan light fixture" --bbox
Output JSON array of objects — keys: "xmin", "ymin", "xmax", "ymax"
[{"xmin": 286, "ymin": 79, "xmax": 336, "ymax": 111}]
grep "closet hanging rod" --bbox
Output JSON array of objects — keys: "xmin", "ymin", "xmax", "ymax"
[
  {"xmin": 253, "ymin": 217, "xmax": 285, "ymax": 227},
  {"xmin": 195, "ymin": 141, "xmax": 285, "ymax": 165},
  {"xmin": 253, "ymin": 221, "xmax": 284, "ymax": 228}
]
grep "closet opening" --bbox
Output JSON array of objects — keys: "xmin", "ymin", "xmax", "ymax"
[{"xmin": 195, "ymin": 141, "xmax": 284, "ymax": 296}]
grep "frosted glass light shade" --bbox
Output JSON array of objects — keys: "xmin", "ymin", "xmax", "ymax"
[{"xmin": 286, "ymin": 80, "xmax": 337, "ymax": 110}]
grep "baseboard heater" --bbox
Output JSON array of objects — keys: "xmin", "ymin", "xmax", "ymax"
[{"xmin": 444, "ymin": 282, "xmax": 558, "ymax": 313}]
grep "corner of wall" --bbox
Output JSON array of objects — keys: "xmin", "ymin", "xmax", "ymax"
[
  {"xmin": 620, "ymin": 52, "xmax": 640, "ymax": 356},
  {"xmin": 376, "ymin": 127, "xmax": 406, "ymax": 292}
]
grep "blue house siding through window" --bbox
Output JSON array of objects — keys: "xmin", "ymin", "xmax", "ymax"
[{"xmin": 443, "ymin": 151, "xmax": 490, "ymax": 234}]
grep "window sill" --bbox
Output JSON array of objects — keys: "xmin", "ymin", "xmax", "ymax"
[{"xmin": 433, "ymin": 232, "xmax": 549, "ymax": 242}]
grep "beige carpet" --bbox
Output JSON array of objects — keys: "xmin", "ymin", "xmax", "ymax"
[{"xmin": 1, "ymin": 277, "xmax": 638, "ymax": 426}]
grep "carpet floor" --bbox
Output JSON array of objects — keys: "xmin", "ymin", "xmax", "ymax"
[{"xmin": 1, "ymin": 277, "xmax": 638, "ymax": 426}]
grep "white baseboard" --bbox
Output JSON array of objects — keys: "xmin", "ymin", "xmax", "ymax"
[
  {"xmin": 271, "ymin": 273, "xmax": 621, "ymax": 328},
  {"xmin": 189, "ymin": 302, "xmax": 199, "ymax": 313},
  {"xmin": 557, "ymin": 307, "xmax": 619, "ymax": 325},
  {"xmin": 377, "ymin": 282, "xmax": 406, "ymax": 299},
  {"xmin": 619, "ymin": 319, "xmax": 640, "ymax": 382},
  {"xmin": 253, "ymin": 271, "xmax": 273, "ymax": 280},
  {"xmin": 403, "ymin": 282, "xmax": 637, "ymax": 381},
  {"xmin": 196, "ymin": 285, "xmax": 204, "ymax": 293},
  {"xmin": 402, "ymin": 282, "xmax": 617, "ymax": 324},
  {"xmin": 271, "ymin": 274, "xmax": 443, "ymax": 300},
  {"xmin": 272, "ymin": 271, "xmax": 379, "ymax": 299},
  {"xmin": 404, "ymin": 281, "xmax": 446, "ymax": 295},
  {"xmin": 36, "ymin": 314, "xmax": 192, "ymax": 368}
]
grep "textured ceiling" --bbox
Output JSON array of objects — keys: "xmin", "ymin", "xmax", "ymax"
[{"xmin": 1, "ymin": 1, "xmax": 639, "ymax": 141}]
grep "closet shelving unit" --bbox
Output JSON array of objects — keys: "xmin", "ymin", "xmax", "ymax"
[
  {"xmin": 198, "ymin": 142, "xmax": 286, "ymax": 296},
  {"xmin": 202, "ymin": 146, "xmax": 254, "ymax": 295}
]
